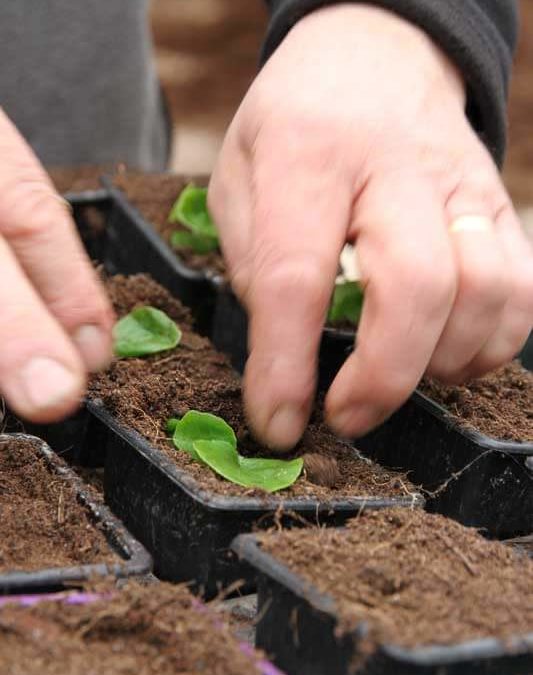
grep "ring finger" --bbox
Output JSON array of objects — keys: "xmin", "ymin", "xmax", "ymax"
[
  {"xmin": 461, "ymin": 207, "xmax": 533, "ymax": 377},
  {"xmin": 427, "ymin": 205, "xmax": 511, "ymax": 382}
]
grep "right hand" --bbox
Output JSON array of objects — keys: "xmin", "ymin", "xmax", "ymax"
[
  {"xmin": 209, "ymin": 4, "xmax": 533, "ymax": 451},
  {"xmin": 0, "ymin": 109, "xmax": 114, "ymax": 422}
]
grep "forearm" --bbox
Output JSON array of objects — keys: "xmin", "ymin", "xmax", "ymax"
[{"xmin": 262, "ymin": 0, "xmax": 519, "ymax": 165}]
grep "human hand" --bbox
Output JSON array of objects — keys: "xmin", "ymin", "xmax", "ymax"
[
  {"xmin": 209, "ymin": 4, "xmax": 533, "ymax": 450},
  {"xmin": 0, "ymin": 109, "xmax": 114, "ymax": 422}
]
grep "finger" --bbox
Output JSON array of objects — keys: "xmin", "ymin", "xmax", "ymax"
[
  {"xmin": 460, "ymin": 206, "xmax": 533, "ymax": 377},
  {"xmin": 326, "ymin": 171, "xmax": 456, "ymax": 437},
  {"xmin": 0, "ymin": 110, "xmax": 114, "ymax": 372},
  {"xmin": 426, "ymin": 213, "xmax": 510, "ymax": 382},
  {"xmin": 0, "ymin": 235, "xmax": 85, "ymax": 422},
  {"xmin": 242, "ymin": 142, "xmax": 352, "ymax": 451},
  {"xmin": 208, "ymin": 115, "xmax": 253, "ymax": 297}
]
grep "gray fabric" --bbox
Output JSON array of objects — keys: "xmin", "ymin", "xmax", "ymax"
[{"xmin": 0, "ymin": 1, "xmax": 169, "ymax": 169}]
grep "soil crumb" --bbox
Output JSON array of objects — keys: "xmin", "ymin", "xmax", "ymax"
[
  {"xmin": 259, "ymin": 508, "xmax": 533, "ymax": 652},
  {"xmin": 89, "ymin": 273, "xmax": 415, "ymax": 500},
  {"xmin": 0, "ymin": 437, "xmax": 117, "ymax": 573},
  {"xmin": 302, "ymin": 453, "xmax": 341, "ymax": 487},
  {"xmin": 420, "ymin": 362, "xmax": 533, "ymax": 442},
  {"xmin": 0, "ymin": 582, "xmax": 266, "ymax": 674},
  {"xmin": 113, "ymin": 172, "xmax": 226, "ymax": 275}
]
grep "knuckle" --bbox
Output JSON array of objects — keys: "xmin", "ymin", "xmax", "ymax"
[
  {"xmin": 0, "ymin": 180, "xmax": 66, "ymax": 240},
  {"xmin": 392, "ymin": 251, "xmax": 456, "ymax": 308},
  {"xmin": 370, "ymin": 369, "xmax": 416, "ymax": 410},
  {"xmin": 257, "ymin": 107, "xmax": 341, "ymax": 165},
  {"xmin": 447, "ymin": 164, "xmax": 504, "ymax": 216},
  {"xmin": 459, "ymin": 261, "xmax": 510, "ymax": 309},
  {"xmin": 48, "ymin": 280, "xmax": 112, "ymax": 329},
  {"xmin": 251, "ymin": 246, "xmax": 331, "ymax": 308},
  {"xmin": 426, "ymin": 360, "xmax": 465, "ymax": 385}
]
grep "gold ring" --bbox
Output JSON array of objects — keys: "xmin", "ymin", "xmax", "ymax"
[{"xmin": 449, "ymin": 215, "xmax": 493, "ymax": 234}]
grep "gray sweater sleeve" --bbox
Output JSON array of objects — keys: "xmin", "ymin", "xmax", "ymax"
[{"xmin": 262, "ymin": 0, "xmax": 519, "ymax": 166}]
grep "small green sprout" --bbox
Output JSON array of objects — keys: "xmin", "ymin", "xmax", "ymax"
[
  {"xmin": 328, "ymin": 281, "xmax": 364, "ymax": 326},
  {"xmin": 169, "ymin": 411, "xmax": 303, "ymax": 492},
  {"xmin": 113, "ymin": 306, "xmax": 181, "ymax": 358},
  {"xmin": 168, "ymin": 184, "xmax": 219, "ymax": 254}
]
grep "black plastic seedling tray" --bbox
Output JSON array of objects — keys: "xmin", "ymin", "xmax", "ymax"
[
  {"xmin": 41, "ymin": 400, "xmax": 423, "ymax": 599},
  {"xmin": 0, "ymin": 589, "xmax": 286, "ymax": 675},
  {"xmin": 103, "ymin": 179, "xmax": 216, "ymax": 335},
  {"xmin": 103, "ymin": 177, "xmax": 248, "ymax": 369},
  {"xmin": 355, "ymin": 353, "xmax": 533, "ymax": 540},
  {"xmin": 316, "ymin": 329, "xmax": 533, "ymax": 539},
  {"xmin": 233, "ymin": 533, "xmax": 533, "ymax": 675},
  {"xmin": 0, "ymin": 433, "xmax": 152, "ymax": 594}
]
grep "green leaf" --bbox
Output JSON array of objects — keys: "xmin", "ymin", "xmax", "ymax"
[
  {"xmin": 170, "ymin": 229, "xmax": 219, "ymax": 255},
  {"xmin": 168, "ymin": 184, "xmax": 218, "ymax": 239},
  {"xmin": 166, "ymin": 418, "xmax": 180, "ymax": 434},
  {"xmin": 328, "ymin": 281, "xmax": 364, "ymax": 326},
  {"xmin": 168, "ymin": 410, "xmax": 303, "ymax": 491},
  {"xmin": 113, "ymin": 306, "xmax": 181, "ymax": 358},
  {"xmin": 171, "ymin": 411, "xmax": 236, "ymax": 461},
  {"xmin": 193, "ymin": 440, "xmax": 304, "ymax": 492}
]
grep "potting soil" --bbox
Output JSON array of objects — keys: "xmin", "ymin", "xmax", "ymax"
[
  {"xmin": 114, "ymin": 172, "xmax": 226, "ymax": 275},
  {"xmin": 0, "ymin": 437, "xmax": 117, "ymax": 572},
  {"xmin": 259, "ymin": 507, "xmax": 533, "ymax": 650},
  {"xmin": 421, "ymin": 362, "xmax": 533, "ymax": 442},
  {"xmin": 0, "ymin": 582, "xmax": 265, "ymax": 674}
]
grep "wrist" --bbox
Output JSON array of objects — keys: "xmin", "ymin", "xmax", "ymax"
[{"xmin": 286, "ymin": 3, "xmax": 466, "ymax": 109}]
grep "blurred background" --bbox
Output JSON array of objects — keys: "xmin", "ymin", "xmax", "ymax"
[{"xmin": 151, "ymin": 0, "xmax": 533, "ymax": 218}]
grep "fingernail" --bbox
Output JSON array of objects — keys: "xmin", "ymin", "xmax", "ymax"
[
  {"xmin": 73, "ymin": 324, "xmax": 112, "ymax": 372},
  {"xmin": 266, "ymin": 404, "xmax": 306, "ymax": 452},
  {"xmin": 328, "ymin": 404, "xmax": 385, "ymax": 438},
  {"xmin": 19, "ymin": 357, "xmax": 80, "ymax": 412},
  {"xmin": 328, "ymin": 408, "xmax": 354, "ymax": 438}
]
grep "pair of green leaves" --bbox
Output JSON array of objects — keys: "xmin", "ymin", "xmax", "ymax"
[
  {"xmin": 328, "ymin": 281, "xmax": 364, "ymax": 327},
  {"xmin": 168, "ymin": 411, "xmax": 303, "ymax": 492},
  {"xmin": 113, "ymin": 307, "xmax": 181, "ymax": 358},
  {"xmin": 169, "ymin": 184, "xmax": 219, "ymax": 254}
]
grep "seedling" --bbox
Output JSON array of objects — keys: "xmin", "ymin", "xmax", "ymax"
[
  {"xmin": 328, "ymin": 280, "xmax": 364, "ymax": 326},
  {"xmin": 113, "ymin": 306, "xmax": 181, "ymax": 357},
  {"xmin": 168, "ymin": 411, "xmax": 303, "ymax": 492},
  {"xmin": 168, "ymin": 184, "xmax": 219, "ymax": 254}
]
